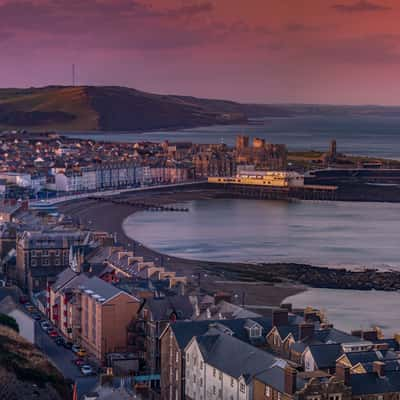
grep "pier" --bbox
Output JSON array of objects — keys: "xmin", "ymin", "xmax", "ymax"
[
  {"xmin": 88, "ymin": 196, "xmax": 190, "ymax": 212},
  {"xmin": 209, "ymin": 182, "xmax": 338, "ymax": 201}
]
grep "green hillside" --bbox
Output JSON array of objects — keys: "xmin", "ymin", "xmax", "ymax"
[{"xmin": 0, "ymin": 86, "xmax": 250, "ymax": 131}]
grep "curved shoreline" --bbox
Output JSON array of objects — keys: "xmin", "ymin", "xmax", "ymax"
[{"xmin": 58, "ymin": 188, "xmax": 400, "ymax": 307}]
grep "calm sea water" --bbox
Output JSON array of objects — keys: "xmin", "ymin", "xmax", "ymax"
[
  {"xmin": 123, "ymin": 198, "xmax": 400, "ymax": 269},
  {"xmin": 123, "ymin": 198, "xmax": 400, "ymax": 334},
  {"xmin": 65, "ymin": 115, "xmax": 400, "ymax": 158},
  {"xmin": 285, "ymin": 289, "xmax": 400, "ymax": 336}
]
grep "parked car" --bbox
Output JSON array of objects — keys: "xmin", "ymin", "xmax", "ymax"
[
  {"xmin": 19, "ymin": 295, "xmax": 29, "ymax": 304},
  {"xmin": 54, "ymin": 336, "xmax": 64, "ymax": 345},
  {"xmin": 32, "ymin": 313, "xmax": 42, "ymax": 321},
  {"xmin": 40, "ymin": 321, "xmax": 51, "ymax": 331},
  {"xmin": 48, "ymin": 329, "xmax": 59, "ymax": 338},
  {"xmin": 72, "ymin": 344, "xmax": 81, "ymax": 353},
  {"xmin": 77, "ymin": 349, "xmax": 87, "ymax": 358},
  {"xmin": 73, "ymin": 358, "xmax": 85, "ymax": 367},
  {"xmin": 80, "ymin": 365, "xmax": 94, "ymax": 376},
  {"xmin": 63, "ymin": 340, "xmax": 73, "ymax": 350}
]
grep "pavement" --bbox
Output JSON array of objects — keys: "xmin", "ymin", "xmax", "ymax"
[{"xmin": 34, "ymin": 321, "xmax": 99, "ymax": 397}]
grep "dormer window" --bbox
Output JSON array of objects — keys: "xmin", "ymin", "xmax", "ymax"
[{"xmin": 250, "ymin": 326, "xmax": 262, "ymax": 338}]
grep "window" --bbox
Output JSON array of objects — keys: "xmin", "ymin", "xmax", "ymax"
[
  {"xmin": 219, "ymin": 371, "xmax": 222, "ymax": 380},
  {"xmin": 329, "ymin": 395, "xmax": 342, "ymax": 400},
  {"xmin": 186, "ymin": 353, "xmax": 190, "ymax": 363},
  {"xmin": 175, "ymin": 352, "xmax": 179, "ymax": 363},
  {"xmin": 307, "ymin": 396, "xmax": 321, "ymax": 400},
  {"xmin": 200, "ymin": 378, "xmax": 203, "ymax": 387},
  {"xmin": 43, "ymin": 258, "xmax": 49, "ymax": 265},
  {"xmin": 31, "ymin": 260, "xmax": 37, "ymax": 267},
  {"xmin": 200, "ymin": 361, "xmax": 203, "ymax": 370},
  {"xmin": 240, "ymin": 383, "xmax": 246, "ymax": 393},
  {"xmin": 193, "ymin": 375, "xmax": 196, "ymax": 383},
  {"xmin": 43, "ymin": 250, "xmax": 48, "ymax": 256},
  {"xmin": 218, "ymin": 389, "xmax": 222, "ymax": 398},
  {"xmin": 231, "ymin": 378, "xmax": 234, "ymax": 387},
  {"xmin": 265, "ymin": 386, "xmax": 271, "ymax": 397},
  {"xmin": 213, "ymin": 386, "xmax": 216, "ymax": 395},
  {"xmin": 213, "ymin": 368, "xmax": 216, "ymax": 377}
]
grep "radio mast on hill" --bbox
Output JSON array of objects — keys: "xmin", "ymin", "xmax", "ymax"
[{"xmin": 72, "ymin": 64, "xmax": 76, "ymax": 87}]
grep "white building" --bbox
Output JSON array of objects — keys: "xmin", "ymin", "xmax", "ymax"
[
  {"xmin": 0, "ymin": 296, "xmax": 35, "ymax": 343},
  {"xmin": 184, "ymin": 331, "xmax": 278, "ymax": 400},
  {"xmin": 0, "ymin": 172, "xmax": 32, "ymax": 188}
]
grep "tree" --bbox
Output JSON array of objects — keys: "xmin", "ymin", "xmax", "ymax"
[{"xmin": 0, "ymin": 313, "xmax": 19, "ymax": 333}]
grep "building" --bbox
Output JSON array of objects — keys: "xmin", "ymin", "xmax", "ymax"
[
  {"xmin": 184, "ymin": 332, "xmax": 277, "ymax": 400},
  {"xmin": 160, "ymin": 316, "xmax": 279, "ymax": 400},
  {"xmin": 235, "ymin": 135, "xmax": 287, "ymax": 170},
  {"xmin": 16, "ymin": 230, "xmax": 88, "ymax": 293},
  {"xmin": 139, "ymin": 295, "xmax": 196, "ymax": 376},
  {"xmin": 208, "ymin": 170, "xmax": 304, "ymax": 188},
  {"xmin": 49, "ymin": 270, "xmax": 141, "ymax": 361},
  {"xmin": 253, "ymin": 365, "xmax": 352, "ymax": 400},
  {"xmin": 0, "ymin": 295, "xmax": 35, "ymax": 343}
]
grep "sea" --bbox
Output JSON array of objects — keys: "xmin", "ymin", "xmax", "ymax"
[
  {"xmin": 123, "ymin": 197, "xmax": 400, "ymax": 336},
  {"xmin": 69, "ymin": 114, "xmax": 400, "ymax": 335},
  {"xmin": 65, "ymin": 115, "xmax": 400, "ymax": 159}
]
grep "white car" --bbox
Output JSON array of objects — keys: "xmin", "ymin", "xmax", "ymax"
[
  {"xmin": 80, "ymin": 365, "xmax": 94, "ymax": 376},
  {"xmin": 72, "ymin": 344, "xmax": 81, "ymax": 353},
  {"xmin": 40, "ymin": 321, "xmax": 51, "ymax": 331}
]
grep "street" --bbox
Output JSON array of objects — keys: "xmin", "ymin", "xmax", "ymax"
[{"xmin": 35, "ymin": 322, "xmax": 99, "ymax": 397}]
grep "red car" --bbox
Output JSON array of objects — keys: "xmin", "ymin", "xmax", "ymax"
[
  {"xmin": 74, "ymin": 358, "xmax": 85, "ymax": 367},
  {"xmin": 48, "ymin": 330, "xmax": 58, "ymax": 338}
]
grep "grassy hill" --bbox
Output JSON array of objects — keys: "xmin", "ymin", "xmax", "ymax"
[
  {"xmin": 0, "ymin": 325, "xmax": 71, "ymax": 399},
  {"xmin": 0, "ymin": 86, "xmax": 253, "ymax": 131}
]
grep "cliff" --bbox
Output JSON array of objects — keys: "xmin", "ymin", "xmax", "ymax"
[{"xmin": 0, "ymin": 325, "xmax": 71, "ymax": 400}]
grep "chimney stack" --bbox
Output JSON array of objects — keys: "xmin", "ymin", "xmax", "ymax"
[
  {"xmin": 335, "ymin": 363, "xmax": 351, "ymax": 386},
  {"xmin": 298, "ymin": 323, "xmax": 314, "ymax": 340},
  {"xmin": 284, "ymin": 367, "xmax": 297, "ymax": 395},
  {"xmin": 272, "ymin": 309, "xmax": 289, "ymax": 327},
  {"xmin": 373, "ymin": 361, "xmax": 385, "ymax": 377},
  {"xmin": 362, "ymin": 329, "xmax": 378, "ymax": 341}
]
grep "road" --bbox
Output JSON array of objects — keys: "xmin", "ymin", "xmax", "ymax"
[{"xmin": 35, "ymin": 322, "xmax": 99, "ymax": 397}]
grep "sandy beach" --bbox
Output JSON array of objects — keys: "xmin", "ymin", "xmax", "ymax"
[{"xmin": 59, "ymin": 188, "xmax": 306, "ymax": 308}]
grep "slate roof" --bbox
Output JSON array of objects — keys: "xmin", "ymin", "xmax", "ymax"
[
  {"xmin": 145, "ymin": 296, "xmax": 195, "ymax": 321},
  {"xmin": 195, "ymin": 333, "xmax": 277, "ymax": 380},
  {"xmin": 51, "ymin": 267, "xmax": 78, "ymax": 292},
  {"xmin": 346, "ymin": 351, "xmax": 381, "ymax": 365},
  {"xmin": 255, "ymin": 365, "xmax": 307, "ymax": 394},
  {"xmin": 350, "ymin": 372, "xmax": 400, "ymax": 394},
  {"xmin": 308, "ymin": 343, "xmax": 343, "ymax": 369},
  {"xmin": 169, "ymin": 316, "xmax": 274, "ymax": 350},
  {"xmin": 312, "ymin": 328, "xmax": 361, "ymax": 344}
]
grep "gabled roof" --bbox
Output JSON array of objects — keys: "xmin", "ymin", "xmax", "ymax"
[
  {"xmin": 145, "ymin": 296, "xmax": 195, "ymax": 321},
  {"xmin": 194, "ymin": 333, "xmax": 277, "ymax": 380},
  {"xmin": 168, "ymin": 316, "xmax": 273, "ymax": 350},
  {"xmin": 350, "ymin": 371, "xmax": 400, "ymax": 394},
  {"xmin": 51, "ymin": 267, "xmax": 78, "ymax": 292},
  {"xmin": 307, "ymin": 343, "xmax": 343, "ymax": 369}
]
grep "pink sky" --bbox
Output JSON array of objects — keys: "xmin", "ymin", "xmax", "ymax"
[{"xmin": 0, "ymin": 0, "xmax": 399, "ymax": 104}]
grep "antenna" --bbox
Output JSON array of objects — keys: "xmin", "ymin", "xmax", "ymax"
[{"xmin": 72, "ymin": 64, "xmax": 76, "ymax": 87}]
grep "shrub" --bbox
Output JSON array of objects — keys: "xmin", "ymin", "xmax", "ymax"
[{"xmin": 0, "ymin": 313, "xmax": 19, "ymax": 333}]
